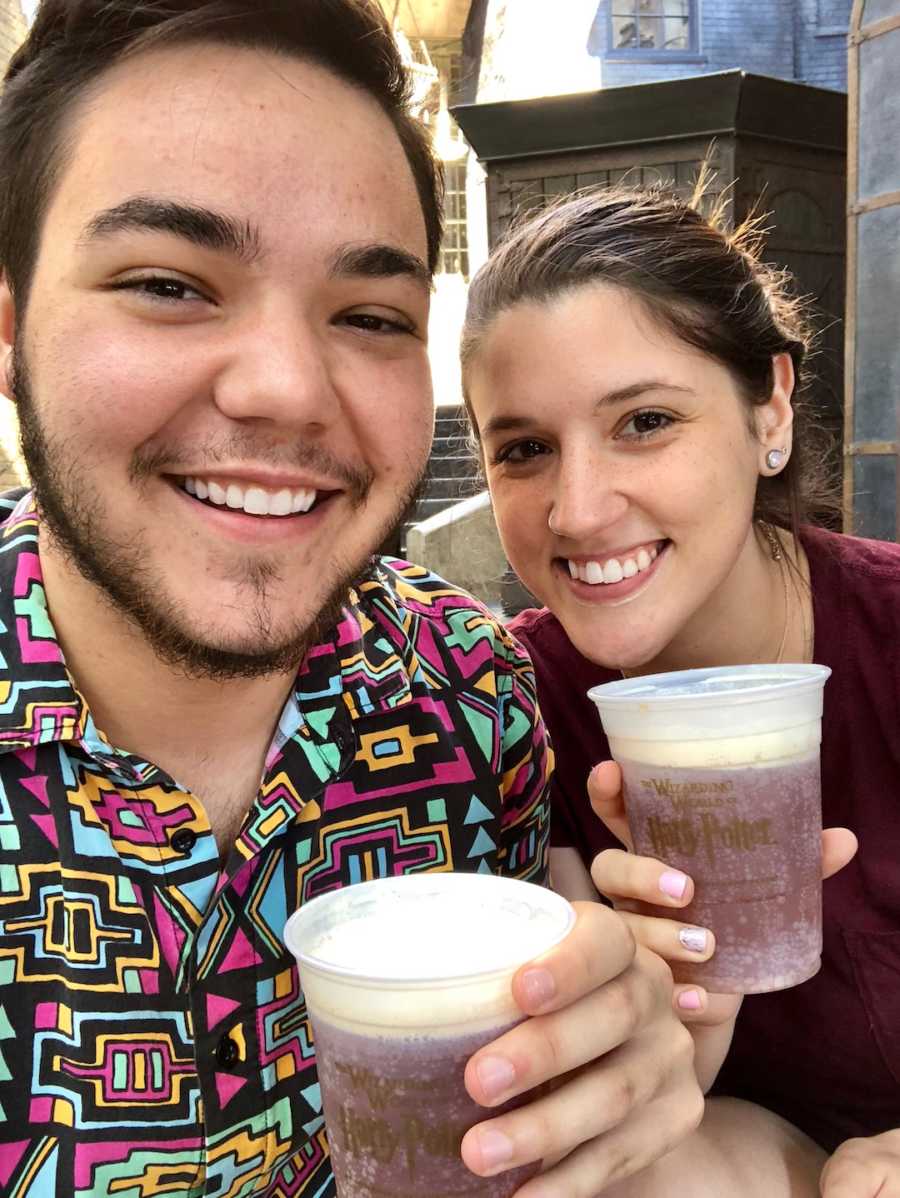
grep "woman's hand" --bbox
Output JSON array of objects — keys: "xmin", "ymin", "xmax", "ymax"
[
  {"xmin": 820, "ymin": 1129, "xmax": 900, "ymax": 1197},
  {"xmin": 460, "ymin": 901, "xmax": 705, "ymax": 1197},
  {"xmin": 587, "ymin": 760, "xmax": 858, "ymax": 1087}
]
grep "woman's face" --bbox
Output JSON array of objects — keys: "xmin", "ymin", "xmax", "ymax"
[{"xmin": 467, "ymin": 283, "xmax": 787, "ymax": 671}]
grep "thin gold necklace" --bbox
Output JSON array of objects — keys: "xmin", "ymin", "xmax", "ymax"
[{"xmin": 760, "ymin": 522, "xmax": 790, "ymax": 664}]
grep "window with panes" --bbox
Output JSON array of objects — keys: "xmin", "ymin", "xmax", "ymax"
[{"xmin": 610, "ymin": 0, "xmax": 696, "ymax": 53}]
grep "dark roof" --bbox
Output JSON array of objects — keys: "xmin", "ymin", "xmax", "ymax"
[{"xmin": 452, "ymin": 70, "xmax": 847, "ymax": 162}]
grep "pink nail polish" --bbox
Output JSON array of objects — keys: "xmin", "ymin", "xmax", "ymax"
[
  {"xmin": 659, "ymin": 869, "xmax": 689, "ymax": 899},
  {"xmin": 677, "ymin": 989, "xmax": 703, "ymax": 1011}
]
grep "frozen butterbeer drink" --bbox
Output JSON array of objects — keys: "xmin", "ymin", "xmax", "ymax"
[
  {"xmin": 284, "ymin": 873, "xmax": 575, "ymax": 1197},
  {"xmin": 589, "ymin": 664, "xmax": 830, "ymax": 993}
]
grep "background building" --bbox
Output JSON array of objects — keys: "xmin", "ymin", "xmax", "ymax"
[{"xmin": 587, "ymin": 0, "xmax": 852, "ymax": 92}]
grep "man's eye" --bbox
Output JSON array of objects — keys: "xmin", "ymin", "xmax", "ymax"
[
  {"xmin": 619, "ymin": 410, "xmax": 674, "ymax": 440},
  {"xmin": 494, "ymin": 439, "xmax": 548, "ymax": 465},
  {"xmin": 112, "ymin": 276, "xmax": 208, "ymax": 303},
  {"xmin": 343, "ymin": 313, "xmax": 412, "ymax": 334}
]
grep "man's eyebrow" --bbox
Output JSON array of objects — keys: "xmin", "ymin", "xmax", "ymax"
[
  {"xmin": 80, "ymin": 197, "xmax": 263, "ymax": 265},
  {"xmin": 481, "ymin": 382, "xmax": 694, "ymax": 439},
  {"xmin": 329, "ymin": 243, "xmax": 431, "ymax": 290}
]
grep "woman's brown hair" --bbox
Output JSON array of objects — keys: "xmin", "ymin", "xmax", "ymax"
[{"xmin": 461, "ymin": 185, "xmax": 839, "ymax": 537}]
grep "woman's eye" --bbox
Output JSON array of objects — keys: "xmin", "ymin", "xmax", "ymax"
[
  {"xmin": 343, "ymin": 313, "xmax": 413, "ymax": 335},
  {"xmin": 112, "ymin": 276, "xmax": 208, "ymax": 304},
  {"xmin": 494, "ymin": 439, "xmax": 549, "ymax": 465},
  {"xmin": 619, "ymin": 409, "xmax": 674, "ymax": 440}
]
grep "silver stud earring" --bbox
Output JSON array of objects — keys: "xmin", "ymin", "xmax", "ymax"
[{"xmin": 766, "ymin": 448, "xmax": 788, "ymax": 471}]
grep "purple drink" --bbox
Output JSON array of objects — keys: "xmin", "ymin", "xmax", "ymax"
[
  {"xmin": 313, "ymin": 1017, "xmax": 538, "ymax": 1197},
  {"xmin": 620, "ymin": 752, "xmax": 823, "ymax": 992},
  {"xmin": 284, "ymin": 874, "xmax": 576, "ymax": 1198},
  {"xmin": 589, "ymin": 664, "xmax": 831, "ymax": 995}
]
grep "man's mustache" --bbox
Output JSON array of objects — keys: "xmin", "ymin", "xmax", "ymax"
[{"xmin": 129, "ymin": 437, "xmax": 375, "ymax": 503}]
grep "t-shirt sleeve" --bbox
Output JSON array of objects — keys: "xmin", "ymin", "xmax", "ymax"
[{"xmin": 493, "ymin": 626, "xmax": 552, "ymax": 886}]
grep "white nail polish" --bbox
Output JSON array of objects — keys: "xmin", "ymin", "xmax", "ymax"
[{"xmin": 679, "ymin": 927, "xmax": 709, "ymax": 954}]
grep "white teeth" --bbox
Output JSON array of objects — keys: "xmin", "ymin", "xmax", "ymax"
[
  {"xmin": 242, "ymin": 486, "xmax": 269, "ymax": 516},
  {"xmin": 292, "ymin": 489, "xmax": 316, "ymax": 514},
  {"xmin": 568, "ymin": 545, "xmax": 661, "ymax": 587},
  {"xmin": 603, "ymin": 558, "xmax": 624, "ymax": 584},
  {"xmin": 269, "ymin": 489, "xmax": 293, "ymax": 517},
  {"xmin": 182, "ymin": 476, "xmax": 319, "ymax": 517}
]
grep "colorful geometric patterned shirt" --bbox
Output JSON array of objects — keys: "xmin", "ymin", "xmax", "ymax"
[{"xmin": 0, "ymin": 490, "xmax": 551, "ymax": 1198}]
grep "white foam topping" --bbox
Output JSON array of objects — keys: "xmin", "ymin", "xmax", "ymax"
[
  {"xmin": 284, "ymin": 875, "xmax": 575, "ymax": 1034},
  {"xmin": 297, "ymin": 876, "xmax": 572, "ymax": 981},
  {"xmin": 609, "ymin": 725, "xmax": 821, "ymax": 768}
]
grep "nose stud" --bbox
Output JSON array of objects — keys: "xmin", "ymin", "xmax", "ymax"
[{"xmin": 766, "ymin": 447, "xmax": 788, "ymax": 472}]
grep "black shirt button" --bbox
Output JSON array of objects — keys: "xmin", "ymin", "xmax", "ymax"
[
  {"xmin": 170, "ymin": 827, "xmax": 197, "ymax": 855},
  {"xmin": 217, "ymin": 1035, "xmax": 240, "ymax": 1069},
  {"xmin": 333, "ymin": 726, "xmax": 353, "ymax": 755}
]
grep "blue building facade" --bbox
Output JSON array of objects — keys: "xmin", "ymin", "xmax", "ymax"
[{"xmin": 588, "ymin": 0, "xmax": 852, "ymax": 92}]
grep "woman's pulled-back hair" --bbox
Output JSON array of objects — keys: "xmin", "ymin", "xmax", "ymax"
[
  {"xmin": 461, "ymin": 184, "xmax": 839, "ymax": 535},
  {"xmin": 0, "ymin": 0, "xmax": 443, "ymax": 307}
]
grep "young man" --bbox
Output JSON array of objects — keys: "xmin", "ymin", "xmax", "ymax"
[{"xmin": 0, "ymin": 3, "xmax": 701, "ymax": 1195}]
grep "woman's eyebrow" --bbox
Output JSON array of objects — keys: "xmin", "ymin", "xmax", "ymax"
[{"xmin": 482, "ymin": 381, "xmax": 695, "ymax": 438}]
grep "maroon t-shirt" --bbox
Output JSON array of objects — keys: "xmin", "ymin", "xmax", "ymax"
[{"xmin": 510, "ymin": 525, "xmax": 900, "ymax": 1151}]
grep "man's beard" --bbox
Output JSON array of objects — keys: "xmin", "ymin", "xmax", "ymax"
[{"xmin": 12, "ymin": 347, "xmax": 426, "ymax": 681}]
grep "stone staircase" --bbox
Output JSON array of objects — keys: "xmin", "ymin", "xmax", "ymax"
[{"xmin": 401, "ymin": 403, "xmax": 482, "ymax": 551}]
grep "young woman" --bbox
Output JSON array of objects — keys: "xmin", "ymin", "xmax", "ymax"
[{"xmin": 461, "ymin": 188, "xmax": 900, "ymax": 1196}]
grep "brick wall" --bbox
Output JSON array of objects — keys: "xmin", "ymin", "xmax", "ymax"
[{"xmin": 795, "ymin": 0, "xmax": 851, "ymax": 91}]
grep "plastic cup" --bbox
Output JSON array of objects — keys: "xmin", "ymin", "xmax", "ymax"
[
  {"xmin": 588, "ymin": 664, "xmax": 830, "ymax": 993},
  {"xmin": 284, "ymin": 873, "xmax": 575, "ymax": 1197}
]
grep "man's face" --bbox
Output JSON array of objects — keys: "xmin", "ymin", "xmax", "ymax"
[{"xmin": 4, "ymin": 43, "xmax": 434, "ymax": 677}]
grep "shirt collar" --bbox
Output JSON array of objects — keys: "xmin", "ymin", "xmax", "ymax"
[{"xmin": 0, "ymin": 490, "xmax": 87, "ymax": 754}]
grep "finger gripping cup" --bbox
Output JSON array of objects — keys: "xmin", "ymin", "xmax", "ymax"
[
  {"xmin": 588, "ymin": 664, "xmax": 830, "ymax": 994},
  {"xmin": 284, "ymin": 873, "xmax": 575, "ymax": 1197}
]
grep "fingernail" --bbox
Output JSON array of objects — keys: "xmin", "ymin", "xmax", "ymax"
[
  {"xmin": 677, "ymin": 989, "xmax": 703, "ymax": 1011},
  {"xmin": 474, "ymin": 1125, "xmax": 515, "ymax": 1171},
  {"xmin": 659, "ymin": 870, "xmax": 689, "ymax": 899},
  {"xmin": 475, "ymin": 1055, "xmax": 517, "ymax": 1100},
  {"xmin": 678, "ymin": 927, "xmax": 708, "ymax": 954},
  {"xmin": 519, "ymin": 966, "xmax": 556, "ymax": 1009}
]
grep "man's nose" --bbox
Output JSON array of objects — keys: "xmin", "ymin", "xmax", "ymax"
[
  {"xmin": 547, "ymin": 448, "xmax": 629, "ymax": 541},
  {"xmin": 213, "ymin": 307, "xmax": 337, "ymax": 431}
]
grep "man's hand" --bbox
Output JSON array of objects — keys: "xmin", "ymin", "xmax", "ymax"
[
  {"xmin": 820, "ymin": 1130, "xmax": 900, "ymax": 1196},
  {"xmin": 460, "ymin": 902, "xmax": 705, "ymax": 1197},
  {"xmin": 588, "ymin": 760, "xmax": 858, "ymax": 1088}
]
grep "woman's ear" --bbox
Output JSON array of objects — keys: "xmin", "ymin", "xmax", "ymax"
[
  {"xmin": 0, "ymin": 276, "xmax": 17, "ymax": 404},
  {"xmin": 756, "ymin": 352, "xmax": 795, "ymax": 474}
]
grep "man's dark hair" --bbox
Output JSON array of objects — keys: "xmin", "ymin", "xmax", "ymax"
[{"xmin": 0, "ymin": 0, "xmax": 443, "ymax": 308}]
